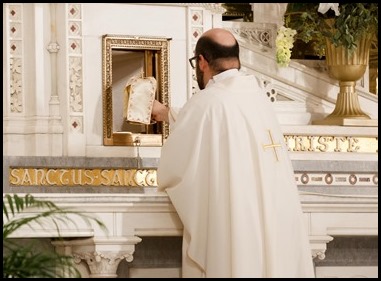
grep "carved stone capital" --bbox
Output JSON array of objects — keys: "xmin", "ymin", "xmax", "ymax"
[
  {"xmin": 73, "ymin": 251, "xmax": 133, "ymax": 278},
  {"xmin": 52, "ymin": 236, "xmax": 142, "ymax": 278}
]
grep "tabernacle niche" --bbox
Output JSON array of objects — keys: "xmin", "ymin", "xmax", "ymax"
[{"xmin": 102, "ymin": 34, "xmax": 171, "ymax": 146}]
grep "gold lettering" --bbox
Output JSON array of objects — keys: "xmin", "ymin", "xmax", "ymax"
[
  {"xmin": 45, "ymin": 169, "xmax": 57, "ymax": 185},
  {"xmin": 84, "ymin": 169, "xmax": 94, "ymax": 185},
  {"xmin": 101, "ymin": 170, "xmax": 111, "ymax": 185},
  {"xmin": 9, "ymin": 169, "xmax": 21, "ymax": 185},
  {"xmin": 111, "ymin": 170, "xmax": 124, "ymax": 186},
  {"xmin": 34, "ymin": 169, "xmax": 46, "ymax": 185},
  {"xmin": 92, "ymin": 169, "xmax": 102, "ymax": 185},
  {"xmin": 59, "ymin": 169, "xmax": 69, "ymax": 185},
  {"xmin": 146, "ymin": 170, "xmax": 157, "ymax": 186},
  {"xmin": 347, "ymin": 137, "xmax": 360, "ymax": 152},
  {"xmin": 134, "ymin": 170, "xmax": 147, "ymax": 186},
  {"xmin": 72, "ymin": 169, "xmax": 83, "ymax": 185},
  {"xmin": 124, "ymin": 170, "xmax": 136, "ymax": 186},
  {"xmin": 317, "ymin": 136, "xmax": 331, "ymax": 152},
  {"xmin": 21, "ymin": 170, "xmax": 33, "ymax": 185},
  {"xmin": 334, "ymin": 137, "xmax": 346, "ymax": 152},
  {"xmin": 307, "ymin": 136, "xmax": 316, "ymax": 152},
  {"xmin": 283, "ymin": 135, "xmax": 293, "ymax": 151},
  {"xmin": 294, "ymin": 136, "xmax": 307, "ymax": 151}
]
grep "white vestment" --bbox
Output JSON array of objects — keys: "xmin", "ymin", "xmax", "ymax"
[{"xmin": 157, "ymin": 70, "xmax": 315, "ymax": 278}]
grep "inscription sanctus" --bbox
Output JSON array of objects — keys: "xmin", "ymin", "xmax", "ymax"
[{"xmin": 9, "ymin": 168, "xmax": 157, "ymax": 187}]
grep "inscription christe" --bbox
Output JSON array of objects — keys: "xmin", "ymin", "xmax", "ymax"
[
  {"xmin": 284, "ymin": 135, "xmax": 378, "ymax": 153},
  {"xmin": 9, "ymin": 168, "xmax": 157, "ymax": 187}
]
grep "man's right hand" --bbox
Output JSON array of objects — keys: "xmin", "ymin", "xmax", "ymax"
[{"xmin": 151, "ymin": 100, "xmax": 169, "ymax": 122}]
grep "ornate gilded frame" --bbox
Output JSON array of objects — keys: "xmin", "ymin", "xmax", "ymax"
[{"xmin": 102, "ymin": 34, "xmax": 171, "ymax": 146}]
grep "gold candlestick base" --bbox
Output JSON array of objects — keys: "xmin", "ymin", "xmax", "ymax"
[{"xmin": 313, "ymin": 117, "xmax": 378, "ymax": 127}]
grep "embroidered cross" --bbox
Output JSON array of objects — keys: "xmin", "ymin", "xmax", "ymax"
[{"xmin": 263, "ymin": 130, "xmax": 282, "ymax": 161}]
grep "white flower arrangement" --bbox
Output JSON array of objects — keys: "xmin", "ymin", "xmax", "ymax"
[
  {"xmin": 275, "ymin": 3, "xmax": 338, "ymax": 67},
  {"xmin": 275, "ymin": 26, "xmax": 297, "ymax": 67},
  {"xmin": 275, "ymin": 3, "xmax": 377, "ymax": 67}
]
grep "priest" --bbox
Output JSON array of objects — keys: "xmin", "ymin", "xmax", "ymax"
[{"xmin": 153, "ymin": 28, "xmax": 315, "ymax": 278}]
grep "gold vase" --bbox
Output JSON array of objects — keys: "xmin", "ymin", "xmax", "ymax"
[{"xmin": 313, "ymin": 34, "xmax": 377, "ymax": 126}]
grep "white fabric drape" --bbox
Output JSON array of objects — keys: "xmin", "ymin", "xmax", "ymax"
[{"xmin": 157, "ymin": 72, "xmax": 315, "ymax": 278}]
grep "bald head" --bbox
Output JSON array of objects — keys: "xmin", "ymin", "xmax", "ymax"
[
  {"xmin": 201, "ymin": 28, "xmax": 237, "ymax": 48},
  {"xmin": 195, "ymin": 28, "xmax": 240, "ymax": 74}
]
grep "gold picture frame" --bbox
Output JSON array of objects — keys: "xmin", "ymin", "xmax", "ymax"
[{"xmin": 102, "ymin": 34, "xmax": 171, "ymax": 146}]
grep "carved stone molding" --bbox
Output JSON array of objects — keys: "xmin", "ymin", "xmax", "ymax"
[
  {"xmin": 312, "ymin": 250, "xmax": 327, "ymax": 260},
  {"xmin": 66, "ymin": 3, "xmax": 84, "ymax": 116},
  {"xmin": 52, "ymin": 236, "xmax": 142, "ymax": 278},
  {"xmin": 309, "ymin": 235, "xmax": 334, "ymax": 260},
  {"xmin": 6, "ymin": 4, "xmax": 24, "ymax": 113},
  {"xmin": 73, "ymin": 251, "xmax": 133, "ymax": 278},
  {"xmin": 47, "ymin": 42, "xmax": 60, "ymax": 53},
  {"xmin": 223, "ymin": 21, "xmax": 277, "ymax": 49}
]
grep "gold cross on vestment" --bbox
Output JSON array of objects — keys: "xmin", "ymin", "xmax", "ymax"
[{"xmin": 263, "ymin": 130, "xmax": 282, "ymax": 161}]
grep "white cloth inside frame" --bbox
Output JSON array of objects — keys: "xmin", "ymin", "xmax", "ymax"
[{"xmin": 123, "ymin": 76, "xmax": 157, "ymax": 125}]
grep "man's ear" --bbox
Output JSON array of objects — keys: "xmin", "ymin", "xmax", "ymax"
[{"xmin": 198, "ymin": 54, "xmax": 208, "ymax": 71}]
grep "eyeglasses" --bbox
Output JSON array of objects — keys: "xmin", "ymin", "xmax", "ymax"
[
  {"xmin": 188, "ymin": 55, "xmax": 198, "ymax": 69},
  {"xmin": 189, "ymin": 54, "xmax": 209, "ymax": 69}
]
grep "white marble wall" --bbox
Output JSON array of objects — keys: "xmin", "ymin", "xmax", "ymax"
[
  {"xmin": 3, "ymin": 3, "xmax": 378, "ymax": 159},
  {"xmin": 3, "ymin": 3, "xmax": 220, "ymax": 158},
  {"xmin": 251, "ymin": 3, "xmax": 287, "ymax": 25}
]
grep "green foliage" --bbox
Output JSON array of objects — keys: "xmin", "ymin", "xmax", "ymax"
[
  {"xmin": 284, "ymin": 3, "xmax": 378, "ymax": 57},
  {"xmin": 3, "ymin": 193, "xmax": 107, "ymax": 278},
  {"xmin": 4, "ymin": 240, "xmax": 80, "ymax": 278}
]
